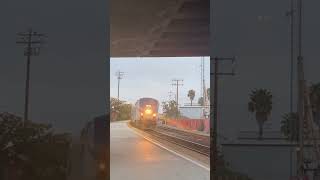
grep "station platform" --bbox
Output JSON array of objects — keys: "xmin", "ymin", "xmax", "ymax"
[{"xmin": 111, "ymin": 121, "xmax": 209, "ymax": 180}]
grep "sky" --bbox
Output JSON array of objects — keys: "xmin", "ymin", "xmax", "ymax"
[
  {"xmin": 110, "ymin": 57, "xmax": 210, "ymax": 108},
  {"xmin": 209, "ymin": 0, "xmax": 320, "ymax": 137},
  {"xmin": 0, "ymin": 0, "xmax": 108, "ymax": 134},
  {"xmin": 1, "ymin": 0, "xmax": 320, "ymax": 138}
]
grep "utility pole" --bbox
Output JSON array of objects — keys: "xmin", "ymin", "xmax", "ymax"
[
  {"xmin": 201, "ymin": 58, "xmax": 204, "ymax": 100},
  {"xmin": 172, "ymin": 79, "xmax": 183, "ymax": 117},
  {"xmin": 201, "ymin": 57, "xmax": 209, "ymax": 118},
  {"xmin": 172, "ymin": 79, "xmax": 183, "ymax": 106},
  {"xmin": 297, "ymin": 0, "xmax": 305, "ymax": 177},
  {"xmin": 210, "ymin": 56, "xmax": 236, "ymax": 175},
  {"xmin": 16, "ymin": 28, "xmax": 46, "ymax": 125},
  {"xmin": 286, "ymin": 0, "xmax": 296, "ymax": 176},
  {"xmin": 288, "ymin": 0, "xmax": 296, "ymax": 115},
  {"xmin": 115, "ymin": 71, "xmax": 124, "ymax": 100},
  {"xmin": 201, "ymin": 58, "xmax": 207, "ymax": 102}
]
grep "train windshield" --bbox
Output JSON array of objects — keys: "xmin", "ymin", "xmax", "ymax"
[{"xmin": 139, "ymin": 98, "xmax": 159, "ymax": 110}]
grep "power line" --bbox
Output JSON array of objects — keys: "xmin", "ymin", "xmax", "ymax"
[
  {"xmin": 16, "ymin": 28, "xmax": 47, "ymax": 125},
  {"xmin": 168, "ymin": 91, "xmax": 175, "ymax": 101},
  {"xmin": 171, "ymin": 79, "xmax": 183, "ymax": 108}
]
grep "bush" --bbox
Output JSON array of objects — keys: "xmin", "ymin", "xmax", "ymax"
[{"xmin": 0, "ymin": 112, "xmax": 72, "ymax": 180}]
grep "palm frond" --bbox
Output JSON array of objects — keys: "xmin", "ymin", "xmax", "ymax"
[{"xmin": 248, "ymin": 88, "xmax": 272, "ymax": 113}]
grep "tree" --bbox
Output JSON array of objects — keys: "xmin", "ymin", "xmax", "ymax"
[
  {"xmin": 110, "ymin": 98, "xmax": 123, "ymax": 112},
  {"xmin": 207, "ymin": 88, "xmax": 210, "ymax": 100},
  {"xmin": 110, "ymin": 97, "xmax": 132, "ymax": 121},
  {"xmin": 187, "ymin": 89, "xmax": 195, "ymax": 106},
  {"xmin": 110, "ymin": 98, "xmax": 122, "ymax": 121},
  {"xmin": 162, "ymin": 100, "xmax": 180, "ymax": 118},
  {"xmin": 118, "ymin": 103, "xmax": 132, "ymax": 120},
  {"xmin": 310, "ymin": 83, "xmax": 320, "ymax": 126},
  {"xmin": 280, "ymin": 112, "xmax": 299, "ymax": 141},
  {"xmin": 198, "ymin": 97, "xmax": 204, "ymax": 106},
  {"xmin": 0, "ymin": 112, "xmax": 72, "ymax": 180},
  {"xmin": 248, "ymin": 89, "xmax": 272, "ymax": 139}
]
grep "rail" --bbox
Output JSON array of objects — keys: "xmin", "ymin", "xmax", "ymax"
[
  {"xmin": 145, "ymin": 129, "xmax": 210, "ymax": 156},
  {"xmin": 156, "ymin": 125, "xmax": 209, "ymax": 146}
]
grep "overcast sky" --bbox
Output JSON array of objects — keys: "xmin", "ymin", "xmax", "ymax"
[
  {"xmin": 1, "ymin": 0, "xmax": 320, "ymax": 138},
  {"xmin": 110, "ymin": 57, "xmax": 210, "ymax": 108},
  {"xmin": 0, "ymin": 0, "xmax": 108, "ymax": 134},
  {"xmin": 210, "ymin": 0, "xmax": 320, "ymax": 137}
]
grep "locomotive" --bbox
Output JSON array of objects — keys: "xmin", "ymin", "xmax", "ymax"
[
  {"xmin": 80, "ymin": 115, "xmax": 108, "ymax": 177},
  {"xmin": 131, "ymin": 97, "xmax": 159, "ymax": 129}
]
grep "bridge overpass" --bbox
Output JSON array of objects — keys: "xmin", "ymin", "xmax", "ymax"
[{"xmin": 111, "ymin": 0, "xmax": 209, "ymax": 57}]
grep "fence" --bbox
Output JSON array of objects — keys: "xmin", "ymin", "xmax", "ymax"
[{"xmin": 165, "ymin": 118, "xmax": 210, "ymax": 133}]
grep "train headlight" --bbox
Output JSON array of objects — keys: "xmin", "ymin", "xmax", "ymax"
[
  {"xmin": 145, "ymin": 109, "xmax": 152, "ymax": 114},
  {"xmin": 153, "ymin": 113, "xmax": 156, "ymax": 117}
]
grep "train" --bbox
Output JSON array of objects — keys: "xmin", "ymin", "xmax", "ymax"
[
  {"xmin": 80, "ymin": 115, "xmax": 108, "ymax": 177},
  {"xmin": 80, "ymin": 115, "xmax": 108, "ymax": 156},
  {"xmin": 131, "ymin": 97, "xmax": 159, "ymax": 129}
]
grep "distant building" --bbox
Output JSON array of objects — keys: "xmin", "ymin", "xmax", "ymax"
[{"xmin": 179, "ymin": 105, "xmax": 210, "ymax": 119}]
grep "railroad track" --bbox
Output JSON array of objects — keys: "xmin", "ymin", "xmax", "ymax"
[
  {"xmin": 145, "ymin": 129, "xmax": 210, "ymax": 156},
  {"xmin": 156, "ymin": 125, "xmax": 210, "ymax": 146}
]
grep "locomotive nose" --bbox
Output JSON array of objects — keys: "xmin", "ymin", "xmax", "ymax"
[{"xmin": 145, "ymin": 109, "xmax": 152, "ymax": 114}]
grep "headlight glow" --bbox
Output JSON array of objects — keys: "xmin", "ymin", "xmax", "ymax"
[{"xmin": 145, "ymin": 109, "xmax": 152, "ymax": 114}]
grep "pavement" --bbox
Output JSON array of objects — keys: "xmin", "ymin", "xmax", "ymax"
[{"xmin": 110, "ymin": 121, "xmax": 209, "ymax": 180}]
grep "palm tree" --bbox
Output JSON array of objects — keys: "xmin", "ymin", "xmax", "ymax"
[
  {"xmin": 280, "ymin": 112, "xmax": 299, "ymax": 141},
  {"xmin": 248, "ymin": 89, "xmax": 272, "ymax": 139},
  {"xmin": 310, "ymin": 83, "xmax": 320, "ymax": 126},
  {"xmin": 187, "ymin": 89, "xmax": 195, "ymax": 106},
  {"xmin": 198, "ymin": 97, "xmax": 204, "ymax": 106},
  {"xmin": 162, "ymin": 100, "xmax": 180, "ymax": 118}
]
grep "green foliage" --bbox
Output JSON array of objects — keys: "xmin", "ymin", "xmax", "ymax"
[
  {"xmin": 110, "ymin": 97, "xmax": 123, "ymax": 113},
  {"xmin": 248, "ymin": 88, "xmax": 272, "ymax": 139},
  {"xmin": 281, "ymin": 112, "xmax": 299, "ymax": 142},
  {"xmin": 213, "ymin": 151, "xmax": 252, "ymax": 179},
  {"xmin": 0, "ymin": 112, "xmax": 71, "ymax": 180},
  {"xmin": 248, "ymin": 89, "xmax": 272, "ymax": 114},
  {"xmin": 110, "ymin": 97, "xmax": 132, "ymax": 121},
  {"xmin": 187, "ymin": 89, "xmax": 195, "ymax": 106},
  {"xmin": 162, "ymin": 100, "xmax": 181, "ymax": 118},
  {"xmin": 118, "ymin": 103, "xmax": 132, "ymax": 120},
  {"xmin": 207, "ymin": 88, "xmax": 210, "ymax": 100}
]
